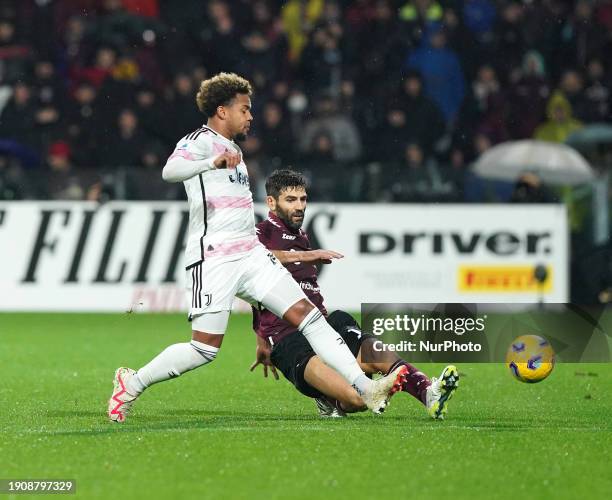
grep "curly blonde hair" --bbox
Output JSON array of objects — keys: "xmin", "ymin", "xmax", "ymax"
[{"xmin": 195, "ymin": 72, "xmax": 253, "ymax": 117}]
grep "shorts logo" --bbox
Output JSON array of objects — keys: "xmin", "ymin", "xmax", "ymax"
[
  {"xmin": 282, "ymin": 233, "xmax": 296, "ymax": 240},
  {"xmin": 202, "ymin": 294, "xmax": 212, "ymax": 307},
  {"xmin": 336, "ymin": 336, "xmax": 346, "ymax": 346},
  {"xmin": 267, "ymin": 252, "xmax": 278, "ymax": 265}
]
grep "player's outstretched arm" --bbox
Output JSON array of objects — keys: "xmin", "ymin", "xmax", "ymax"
[{"xmin": 272, "ymin": 249, "xmax": 344, "ymax": 265}]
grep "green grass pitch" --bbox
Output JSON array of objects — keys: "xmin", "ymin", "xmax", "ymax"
[{"xmin": 1, "ymin": 313, "xmax": 611, "ymax": 500}]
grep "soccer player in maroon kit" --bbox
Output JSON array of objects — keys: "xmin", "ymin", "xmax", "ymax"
[{"xmin": 251, "ymin": 169, "xmax": 459, "ymax": 418}]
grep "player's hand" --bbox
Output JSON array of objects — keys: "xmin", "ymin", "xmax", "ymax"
[
  {"xmin": 307, "ymin": 249, "xmax": 344, "ymax": 265},
  {"xmin": 213, "ymin": 152, "xmax": 241, "ymax": 169},
  {"xmin": 250, "ymin": 343, "xmax": 279, "ymax": 380}
]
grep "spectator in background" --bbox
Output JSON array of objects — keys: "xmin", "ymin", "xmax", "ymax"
[
  {"xmin": 132, "ymin": 26, "xmax": 166, "ymax": 92},
  {"xmin": 72, "ymin": 46, "xmax": 117, "ymax": 89},
  {"xmin": 33, "ymin": 99, "xmax": 63, "ymax": 153},
  {"xmin": 165, "ymin": 72, "xmax": 202, "ymax": 133},
  {"xmin": 470, "ymin": 64, "xmax": 508, "ymax": 145},
  {"xmin": 452, "ymin": 126, "xmax": 494, "ymax": 166},
  {"xmin": 239, "ymin": 29, "xmax": 280, "ymax": 90},
  {"xmin": 141, "ymin": 141, "xmax": 166, "ymax": 170},
  {"xmin": 32, "ymin": 60, "xmax": 66, "ymax": 111},
  {"xmin": 399, "ymin": 0, "xmax": 443, "ymax": 46},
  {"xmin": 65, "ymin": 81, "xmax": 98, "ymax": 166},
  {"xmin": 39, "ymin": 141, "xmax": 86, "ymax": 200},
  {"xmin": 246, "ymin": 2, "xmax": 289, "ymax": 91},
  {"xmin": 97, "ymin": 108, "xmax": 148, "ymax": 167},
  {"xmin": 259, "ymin": 100, "xmax": 294, "ymax": 165},
  {"xmin": 0, "ymin": 19, "xmax": 32, "ymax": 83},
  {"xmin": 352, "ymin": 0, "xmax": 408, "ymax": 149},
  {"xmin": 355, "ymin": 0, "xmax": 407, "ymax": 86},
  {"xmin": 201, "ymin": 0, "xmax": 243, "ymax": 74},
  {"xmin": 250, "ymin": 0, "xmax": 282, "ymax": 40},
  {"xmin": 344, "ymin": 0, "xmax": 376, "ymax": 30},
  {"xmin": 558, "ymin": 69, "xmax": 590, "ymax": 122},
  {"xmin": 304, "ymin": 130, "xmax": 336, "ymax": 163},
  {"xmin": 298, "ymin": 21, "xmax": 345, "ymax": 96},
  {"xmin": 522, "ymin": 0, "xmax": 569, "ymax": 83},
  {"xmin": 0, "ymin": 81, "xmax": 35, "ymax": 146},
  {"xmin": 405, "ymin": 26, "xmax": 465, "ymax": 124},
  {"xmin": 122, "ymin": 0, "xmax": 160, "ymax": 18},
  {"xmin": 443, "ymin": 147, "xmax": 467, "ymax": 200},
  {"xmin": 471, "ymin": 65, "xmax": 502, "ymax": 113},
  {"xmin": 558, "ymin": 0, "xmax": 608, "ymax": 69},
  {"xmin": 377, "ymin": 107, "xmax": 410, "ymax": 160},
  {"xmin": 583, "ymin": 58, "xmax": 610, "ymax": 122},
  {"xmin": 60, "ymin": 15, "xmax": 93, "ymax": 68},
  {"xmin": 391, "ymin": 70, "xmax": 445, "ymax": 156},
  {"xmin": 388, "ymin": 142, "xmax": 442, "ymax": 202},
  {"xmin": 451, "ymin": 62, "xmax": 505, "ymax": 156},
  {"xmin": 134, "ymin": 84, "xmax": 170, "ymax": 143},
  {"xmin": 534, "ymin": 91, "xmax": 583, "ymax": 143},
  {"xmin": 300, "ymin": 130, "xmax": 349, "ymax": 202},
  {"xmin": 442, "ymin": 7, "xmax": 480, "ymax": 81},
  {"xmin": 282, "ymin": 0, "xmax": 324, "ymax": 63},
  {"xmin": 510, "ymin": 172, "xmax": 556, "ymax": 203},
  {"xmin": 96, "ymin": 0, "xmax": 160, "ymax": 48},
  {"xmin": 506, "ymin": 50, "xmax": 550, "ymax": 139},
  {"xmin": 493, "ymin": 1, "xmax": 527, "ymax": 79},
  {"xmin": 0, "ymin": 154, "xmax": 29, "ymax": 200},
  {"xmin": 299, "ymin": 94, "xmax": 362, "ymax": 162},
  {"xmin": 462, "ymin": 0, "xmax": 496, "ymax": 46},
  {"xmin": 472, "ymin": 131, "xmax": 493, "ymax": 160}
]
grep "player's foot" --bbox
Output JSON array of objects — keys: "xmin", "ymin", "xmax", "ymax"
[
  {"xmin": 108, "ymin": 367, "xmax": 139, "ymax": 423},
  {"xmin": 315, "ymin": 397, "xmax": 346, "ymax": 418},
  {"xmin": 425, "ymin": 365, "xmax": 459, "ymax": 420},
  {"xmin": 362, "ymin": 365, "xmax": 409, "ymax": 414}
]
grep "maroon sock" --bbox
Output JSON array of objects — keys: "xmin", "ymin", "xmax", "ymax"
[{"xmin": 386, "ymin": 359, "xmax": 431, "ymax": 405}]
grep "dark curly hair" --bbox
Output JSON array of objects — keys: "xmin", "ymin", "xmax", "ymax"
[
  {"xmin": 265, "ymin": 169, "xmax": 307, "ymax": 199},
  {"xmin": 195, "ymin": 72, "xmax": 252, "ymax": 117}
]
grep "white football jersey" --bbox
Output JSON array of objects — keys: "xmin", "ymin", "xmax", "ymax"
[{"xmin": 168, "ymin": 125, "xmax": 258, "ymax": 268}]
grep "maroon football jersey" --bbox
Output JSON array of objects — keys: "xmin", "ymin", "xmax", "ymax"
[{"xmin": 253, "ymin": 211, "xmax": 327, "ymax": 342}]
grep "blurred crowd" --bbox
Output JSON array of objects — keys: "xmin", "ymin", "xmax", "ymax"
[{"xmin": 0, "ymin": 0, "xmax": 611, "ymax": 202}]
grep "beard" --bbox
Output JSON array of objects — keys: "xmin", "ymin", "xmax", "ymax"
[{"xmin": 278, "ymin": 207, "xmax": 304, "ymax": 231}]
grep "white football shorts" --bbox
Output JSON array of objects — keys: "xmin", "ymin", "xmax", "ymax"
[{"xmin": 186, "ymin": 243, "xmax": 305, "ymax": 333}]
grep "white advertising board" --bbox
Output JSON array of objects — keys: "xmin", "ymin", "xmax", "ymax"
[{"xmin": 0, "ymin": 202, "xmax": 568, "ymax": 311}]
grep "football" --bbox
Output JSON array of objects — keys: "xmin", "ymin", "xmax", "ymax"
[{"xmin": 506, "ymin": 334, "xmax": 555, "ymax": 383}]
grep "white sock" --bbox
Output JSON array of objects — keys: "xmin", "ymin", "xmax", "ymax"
[
  {"xmin": 298, "ymin": 309, "xmax": 372, "ymax": 394},
  {"xmin": 127, "ymin": 341, "xmax": 219, "ymax": 395}
]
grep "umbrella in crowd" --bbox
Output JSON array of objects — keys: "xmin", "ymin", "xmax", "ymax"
[
  {"xmin": 472, "ymin": 140, "xmax": 595, "ymax": 186},
  {"xmin": 566, "ymin": 124, "xmax": 612, "ymax": 151}
]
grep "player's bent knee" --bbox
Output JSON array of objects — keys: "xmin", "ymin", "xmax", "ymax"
[
  {"xmin": 192, "ymin": 330, "xmax": 224, "ymax": 348},
  {"xmin": 190, "ymin": 340, "xmax": 218, "ymax": 365},
  {"xmin": 283, "ymin": 299, "xmax": 315, "ymax": 327}
]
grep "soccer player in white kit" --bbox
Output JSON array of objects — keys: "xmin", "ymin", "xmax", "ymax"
[{"xmin": 108, "ymin": 73, "xmax": 405, "ymax": 422}]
